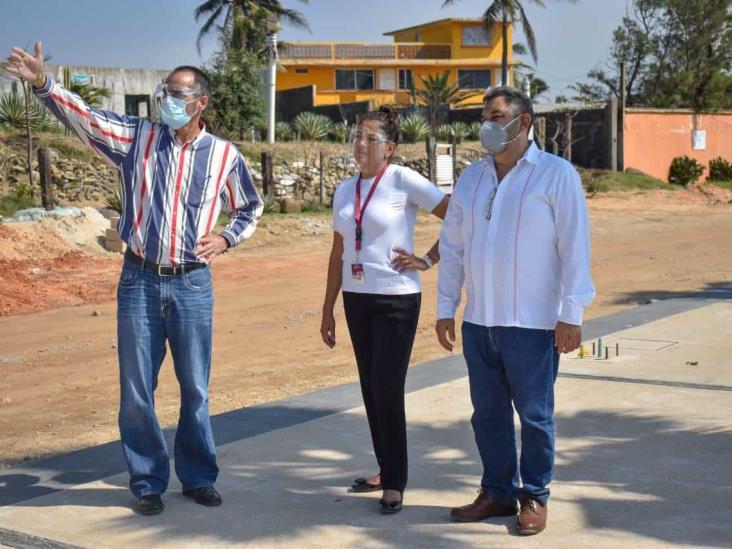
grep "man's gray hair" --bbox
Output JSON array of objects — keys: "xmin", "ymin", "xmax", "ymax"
[
  {"xmin": 483, "ymin": 86, "xmax": 534, "ymax": 127},
  {"xmin": 169, "ymin": 65, "xmax": 210, "ymax": 97}
]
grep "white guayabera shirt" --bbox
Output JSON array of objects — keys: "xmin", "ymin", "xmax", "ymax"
[{"xmin": 437, "ymin": 142, "xmax": 596, "ymax": 329}]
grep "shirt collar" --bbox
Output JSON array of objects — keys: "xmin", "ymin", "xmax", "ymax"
[
  {"xmin": 482, "ymin": 141, "xmax": 541, "ymax": 169},
  {"xmin": 167, "ymin": 121, "xmax": 208, "ymax": 146},
  {"xmin": 522, "ymin": 141, "xmax": 541, "ymax": 165}
]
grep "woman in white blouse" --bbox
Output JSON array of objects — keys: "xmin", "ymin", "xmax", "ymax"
[{"xmin": 320, "ymin": 106, "xmax": 449, "ymax": 514}]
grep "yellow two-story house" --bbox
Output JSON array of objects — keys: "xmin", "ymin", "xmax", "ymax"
[{"xmin": 277, "ymin": 18, "xmax": 513, "ymax": 108}]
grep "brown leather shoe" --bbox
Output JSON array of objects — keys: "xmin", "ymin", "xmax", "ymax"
[
  {"xmin": 517, "ymin": 498, "xmax": 547, "ymax": 535},
  {"xmin": 450, "ymin": 489, "xmax": 518, "ymax": 522}
]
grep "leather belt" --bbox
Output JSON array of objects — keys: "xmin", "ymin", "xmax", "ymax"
[{"xmin": 124, "ymin": 249, "xmax": 206, "ymax": 277}]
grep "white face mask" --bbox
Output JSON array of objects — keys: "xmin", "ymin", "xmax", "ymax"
[{"xmin": 479, "ymin": 114, "xmax": 522, "ymax": 155}]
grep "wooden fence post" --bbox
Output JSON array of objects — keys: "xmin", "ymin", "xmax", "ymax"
[
  {"xmin": 261, "ymin": 151, "xmax": 273, "ymax": 199},
  {"xmin": 319, "ymin": 150, "xmax": 325, "ymax": 205},
  {"xmin": 37, "ymin": 147, "xmax": 55, "ymax": 211}
]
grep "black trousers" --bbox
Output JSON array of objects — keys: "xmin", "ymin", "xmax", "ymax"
[{"xmin": 342, "ymin": 291, "xmax": 421, "ymax": 493}]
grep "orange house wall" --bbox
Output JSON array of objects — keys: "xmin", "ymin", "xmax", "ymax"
[{"xmin": 623, "ymin": 111, "xmax": 732, "ymax": 181}]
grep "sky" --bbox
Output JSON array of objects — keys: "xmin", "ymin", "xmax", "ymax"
[{"xmin": 0, "ymin": 0, "xmax": 633, "ymax": 99}]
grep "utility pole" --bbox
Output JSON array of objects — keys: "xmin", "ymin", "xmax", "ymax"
[
  {"xmin": 523, "ymin": 76, "xmax": 533, "ymax": 141},
  {"xmin": 266, "ymin": 17, "xmax": 281, "ymax": 144}
]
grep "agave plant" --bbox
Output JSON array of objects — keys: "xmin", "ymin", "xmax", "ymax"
[
  {"xmin": 275, "ymin": 121, "xmax": 293, "ymax": 141},
  {"xmin": 468, "ymin": 121, "xmax": 482, "ymax": 141},
  {"xmin": 397, "ymin": 113, "xmax": 431, "ymax": 144},
  {"xmin": 292, "ymin": 112, "xmax": 332, "ymax": 141},
  {"xmin": 0, "ymin": 84, "xmax": 56, "ymax": 131},
  {"xmin": 330, "ymin": 121, "xmax": 349, "ymax": 143},
  {"xmin": 104, "ymin": 186, "xmax": 123, "ymax": 214},
  {"xmin": 435, "ymin": 124, "xmax": 453, "ymax": 142},
  {"xmin": 449, "ymin": 121, "xmax": 471, "ymax": 143}
]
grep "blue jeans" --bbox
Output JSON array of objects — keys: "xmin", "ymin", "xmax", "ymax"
[
  {"xmin": 461, "ymin": 322, "xmax": 559, "ymax": 505},
  {"xmin": 116, "ymin": 257, "xmax": 218, "ymax": 497}
]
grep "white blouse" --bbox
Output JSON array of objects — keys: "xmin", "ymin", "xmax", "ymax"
[{"xmin": 333, "ymin": 164, "xmax": 445, "ymax": 295}]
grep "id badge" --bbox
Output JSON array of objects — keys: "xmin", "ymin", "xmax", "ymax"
[{"xmin": 351, "ymin": 263, "xmax": 365, "ymax": 284}]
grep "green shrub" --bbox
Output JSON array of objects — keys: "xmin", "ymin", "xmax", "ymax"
[
  {"xmin": 292, "ymin": 112, "xmax": 332, "ymax": 141},
  {"xmin": 0, "ymin": 182, "xmax": 36, "ymax": 217},
  {"xmin": 0, "ymin": 84, "xmax": 56, "ymax": 131},
  {"xmin": 275, "ymin": 121, "xmax": 293, "ymax": 141},
  {"xmin": 330, "ymin": 122, "xmax": 349, "ymax": 144},
  {"xmin": 708, "ymin": 157, "xmax": 732, "ymax": 182},
  {"xmin": 397, "ymin": 114, "xmax": 430, "ymax": 144},
  {"xmin": 435, "ymin": 124, "xmax": 452, "ymax": 142},
  {"xmin": 583, "ymin": 176, "xmax": 610, "ymax": 196},
  {"xmin": 104, "ymin": 187, "xmax": 123, "ymax": 214},
  {"xmin": 668, "ymin": 155, "xmax": 704, "ymax": 186},
  {"xmin": 448, "ymin": 121, "xmax": 470, "ymax": 143},
  {"xmin": 468, "ymin": 121, "xmax": 481, "ymax": 140}
]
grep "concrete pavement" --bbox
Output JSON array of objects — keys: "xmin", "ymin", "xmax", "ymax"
[{"xmin": 0, "ymin": 298, "xmax": 730, "ymax": 548}]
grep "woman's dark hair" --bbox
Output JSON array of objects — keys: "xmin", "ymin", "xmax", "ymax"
[{"xmin": 358, "ymin": 105, "xmax": 399, "ymax": 145}]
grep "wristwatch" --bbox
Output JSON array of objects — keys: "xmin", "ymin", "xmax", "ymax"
[{"xmin": 421, "ymin": 254, "xmax": 434, "ymax": 269}]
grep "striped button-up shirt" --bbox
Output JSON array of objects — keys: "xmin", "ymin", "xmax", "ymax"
[{"xmin": 34, "ymin": 76, "xmax": 262, "ymax": 266}]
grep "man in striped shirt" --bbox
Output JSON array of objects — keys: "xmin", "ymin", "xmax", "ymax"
[{"xmin": 6, "ymin": 42, "xmax": 263, "ymax": 516}]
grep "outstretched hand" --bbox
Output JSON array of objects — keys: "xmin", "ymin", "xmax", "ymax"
[{"xmin": 5, "ymin": 41, "xmax": 44, "ymax": 83}]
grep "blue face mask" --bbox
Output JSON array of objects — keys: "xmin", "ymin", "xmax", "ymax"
[{"xmin": 160, "ymin": 96, "xmax": 193, "ymax": 130}]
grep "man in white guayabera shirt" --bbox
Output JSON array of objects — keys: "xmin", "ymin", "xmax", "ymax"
[{"xmin": 435, "ymin": 87, "xmax": 595, "ymax": 536}]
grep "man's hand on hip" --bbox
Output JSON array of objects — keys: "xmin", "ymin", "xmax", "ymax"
[
  {"xmin": 435, "ymin": 318, "xmax": 456, "ymax": 352},
  {"xmin": 196, "ymin": 233, "xmax": 229, "ymax": 264},
  {"xmin": 555, "ymin": 321, "xmax": 581, "ymax": 354},
  {"xmin": 6, "ymin": 42, "xmax": 45, "ymax": 84}
]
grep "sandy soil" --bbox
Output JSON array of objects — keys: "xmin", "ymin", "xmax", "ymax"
[{"xmin": 0, "ymin": 188, "xmax": 730, "ymax": 467}]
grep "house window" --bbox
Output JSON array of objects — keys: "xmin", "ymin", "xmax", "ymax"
[
  {"xmin": 398, "ymin": 69, "xmax": 413, "ymax": 90},
  {"xmin": 335, "ymin": 69, "xmax": 374, "ymax": 90},
  {"xmin": 462, "ymin": 26, "xmax": 491, "ymax": 46},
  {"xmin": 125, "ymin": 95, "xmax": 150, "ymax": 118},
  {"xmin": 458, "ymin": 69, "xmax": 491, "ymax": 89},
  {"xmin": 295, "ymin": 68, "xmax": 309, "ymax": 74}
]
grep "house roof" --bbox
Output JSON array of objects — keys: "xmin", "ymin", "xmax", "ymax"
[{"xmin": 383, "ymin": 18, "xmax": 485, "ymax": 36}]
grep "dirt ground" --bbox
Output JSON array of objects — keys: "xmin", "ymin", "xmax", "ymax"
[{"xmin": 0, "ymin": 188, "xmax": 731, "ymax": 468}]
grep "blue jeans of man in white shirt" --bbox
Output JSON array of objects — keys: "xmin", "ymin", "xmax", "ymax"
[
  {"xmin": 461, "ymin": 322, "xmax": 559, "ymax": 505},
  {"xmin": 116, "ymin": 257, "xmax": 218, "ymax": 497}
]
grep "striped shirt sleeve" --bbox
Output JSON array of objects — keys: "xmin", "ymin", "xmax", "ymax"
[
  {"xmin": 33, "ymin": 75, "xmax": 137, "ymax": 166},
  {"xmin": 219, "ymin": 152, "xmax": 263, "ymax": 247}
]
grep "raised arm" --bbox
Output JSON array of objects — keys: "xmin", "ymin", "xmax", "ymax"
[{"xmin": 6, "ymin": 41, "xmax": 137, "ymax": 166}]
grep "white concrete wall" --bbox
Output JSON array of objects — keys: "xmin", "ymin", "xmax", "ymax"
[{"xmin": 1, "ymin": 63, "xmax": 170, "ymax": 118}]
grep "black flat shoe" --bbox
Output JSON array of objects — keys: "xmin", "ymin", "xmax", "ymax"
[
  {"xmin": 183, "ymin": 486, "xmax": 222, "ymax": 507},
  {"xmin": 137, "ymin": 494, "xmax": 164, "ymax": 516},
  {"xmin": 379, "ymin": 495, "xmax": 403, "ymax": 515},
  {"xmin": 349, "ymin": 476, "xmax": 382, "ymax": 493}
]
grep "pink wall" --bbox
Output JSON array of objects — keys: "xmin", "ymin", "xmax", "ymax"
[{"xmin": 623, "ymin": 110, "xmax": 732, "ymax": 182}]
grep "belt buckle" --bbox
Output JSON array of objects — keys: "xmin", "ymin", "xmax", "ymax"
[{"xmin": 157, "ymin": 265, "xmax": 172, "ymax": 277}]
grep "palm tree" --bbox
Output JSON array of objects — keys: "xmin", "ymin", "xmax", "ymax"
[
  {"xmin": 443, "ymin": 0, "xmax": 564, "ymax": 86},
  {"xmin": 414, "ymin": 70, "xmax": 480, "ymax": 132},
  {"xmin": 194, "ymin": 0, "xmax": 310, "ymax": 53}
]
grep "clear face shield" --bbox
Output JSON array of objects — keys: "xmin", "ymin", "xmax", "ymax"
[
  {"xmin": 348, "ymin": 126, "xmax": 391, "ymax": 176},
  {"xmin": 153, "ymin": 83, "xmax": 199, "ymax": 111}
]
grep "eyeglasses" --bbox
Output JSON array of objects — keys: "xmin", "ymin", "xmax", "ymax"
[
  {"xmin": 485, "ymin": 183, "xmax": 500, "ymax": 220},
  {"xmin": 153, "ymin": 83, "xmax": 199, "ymax": 103}
]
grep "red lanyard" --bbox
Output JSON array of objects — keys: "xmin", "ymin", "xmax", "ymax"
[{"xmin": 354, "ymin": 164, "xmax": 388, "ymax": 253}]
